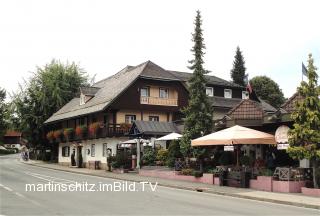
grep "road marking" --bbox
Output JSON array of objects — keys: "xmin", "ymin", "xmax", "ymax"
[
  {"xmin": 24, "ymin": 171, "xmax": 78, "ymax": 185},
  {"xmin": 15, "ymin": 192, "xmax": 25, "ymax": 198},
  {"xmin": 3, "ymin": 186, "xmax": 13, "ymax": 192}
]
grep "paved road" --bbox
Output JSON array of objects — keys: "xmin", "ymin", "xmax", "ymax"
[{"xmin": 0, "ymin": 154, "xmax": 319, "ymax": 216}]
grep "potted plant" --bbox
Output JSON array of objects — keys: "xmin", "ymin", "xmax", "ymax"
[
  {"xmin": 63, "ymin": 128, "xmax": 74, "ymax": 141},
  {"xmin": 46, "ymin": 131, "xmax": 54, "ymax": 142},
  {"xmin": 88, "ymin": 122, "xmax": 101, "ymax": 138},
  {"xmin": 53, "ymin": 130, "xmax": 63, "ymax": 142},
  {"xmin": 75, "ymin": 125, "xmax": 87, "ymax": 138}
]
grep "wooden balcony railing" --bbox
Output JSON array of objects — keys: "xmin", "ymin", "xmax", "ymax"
[
  {"xmin": 59, "ymin": 124, "xmax": 130, "ymax": 143},
  {"xmin": 140, "ymin": 96, "xmax": 178, "ymax": 106}
]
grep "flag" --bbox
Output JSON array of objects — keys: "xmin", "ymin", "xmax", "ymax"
[
  {"xmin": 246, "ymin": 82, "xmax": 252, "ymax": 94},
  {"xmin": 302, "ymin": 62, "xmax": 308, "ymax": 76}
]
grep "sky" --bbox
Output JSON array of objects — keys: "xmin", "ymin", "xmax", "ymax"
[{"xmin": 0, "ymin": 0, "xmax": 319, "ymax": 99}]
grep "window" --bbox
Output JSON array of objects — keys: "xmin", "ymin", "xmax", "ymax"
[
  {"xmin": 149, "ymin": 116, "xmax": 159, "ymax": 121},
  {"xmin": 140, "ymin": 87, "xmax": 149, "ymax": 97},
  {"xmin": 125, "ymin": 115, "xmax": 136, "ymax": 124},
  {"xmin": 206, "ymin": 87, "xmax": 214, "ymax": 97},
  {"xmin": 103, "ymin": 143, "xmax": 108, "ymax": 157},
  {"xmin": 159, "ymin": 88, "xmax": 169, "ymax": 98},
  {"xmin": 62, "ymin": 146, "xmax": 70, "ymax": 157},
  {"xmin": 242, "ymin": 91, "xmax": 249, "ymax": 99},
  {"xmin": 224, "ymin": 89, "xmax": 232, "ymax": 98},
  {"xmin": 91, "ymin": 144, "xmax": 95, "ymax": 157}
]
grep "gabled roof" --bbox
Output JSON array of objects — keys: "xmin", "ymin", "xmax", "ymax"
[
  {"xmin": 45, "ymin": 61, "xmax": 181, "ymax": 124},
  {"xmin": 44, "ymin": 60, "xmax": 246, "ymax": 124},
  {"xmin": 168, "ymin": 70, "xmax": 243, "ymax": 88},
  {"xmin": 130, "ymin": 121, "xmax": 180, "ymax": 136},
  {"xmin": 225, "ymin": 99, "xmax": 265, "ymax": 120},
  {"xmin": 280, "ymin": 92, "xmax": 304, "ymax": 113}
]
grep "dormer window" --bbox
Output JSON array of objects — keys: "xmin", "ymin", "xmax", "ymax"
[
  {"xmin": 206, "ymin": 87, "xmax": 214, "ymax": 97},
  {"xmin": 80, "ymin": 94, "xmax": 85, "ymax": 105},
  {"xmin": 224, "ymin": 89, "xmax": 232, "ymax": 98},
  {"xmin": 242, "ymin": 91, "xmax": 249, "ymax": 99}
]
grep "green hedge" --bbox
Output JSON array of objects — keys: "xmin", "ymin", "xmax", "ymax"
[{"xmin": 0, "ymin": 149, "xmax": 16, "ymax": 155}]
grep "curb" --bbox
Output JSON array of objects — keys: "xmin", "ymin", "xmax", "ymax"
[{"xmin": 22, "ymin": 162, "xmax": 320, "ymax": 210}]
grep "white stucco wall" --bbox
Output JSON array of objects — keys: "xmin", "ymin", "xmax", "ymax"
[{"xmin": 58, "ymin": 137, "xmax": 128, "ymax": 166}]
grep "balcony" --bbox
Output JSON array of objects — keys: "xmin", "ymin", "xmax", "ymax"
[
  {"xmin": 140, "ymin": 96, "xmax": 178, "ymax": 106},
  {"xmin": 53, "ymin": 124, "xmax": 131, "ymax": 143}
]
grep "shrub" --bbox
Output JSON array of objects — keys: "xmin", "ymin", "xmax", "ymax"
[
  {"xmin": 259, "ymin": 168, "xmax": 274, "ymax": 176},
  {"xmin": 218, "ymin": 152, "xmax": 234, "ymax": 166},
  {"xmin": 240, "ymin": 155, "xmax": 254, "ymax": 166},
  {"xmin": 192, "ymin": 170, "xmax": 203, "ymax": 178},
  {"xmin": 181, "ymin": 168, "xmax": 194, "ymax": 176},
  {"xmin": 0, "ymin": 149, "xmax": 15, "ymax": 155},
  {"xmin": 142, "ymin": 148, "xmax": 156, "ymax": 166},
  {"xmin": 166, "ymin": 140, "xmax": 182, "ymax": 167},
  {"xmin": 46, "ymin": 131, "xmax": 54, "ymax": 141},
  {"xmin": 156, "ymin": 149, "xmax": 168, "ymax": 164},
  {"xmin": 111, "ymin": 151, "xmax": 130, "ymax": 169}
]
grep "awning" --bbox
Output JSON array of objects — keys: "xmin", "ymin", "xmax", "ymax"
[
  {"xmin": 191, "ymin": 125, "xmax": 276, "ymax": 146},
  {"xmin": 156, "ymin": 132, "xmax": 182, "ymax": 141}
]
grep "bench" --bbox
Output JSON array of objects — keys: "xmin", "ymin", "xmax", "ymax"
[{"xmin": 220, "ymin": 171, "xmax": 251, "ymax": 188}]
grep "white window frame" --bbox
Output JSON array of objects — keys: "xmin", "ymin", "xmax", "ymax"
[
  {"xmin": 62, "ymin": 146, "xmax": 70, "ymax": 157},
  {"xmin": 159, "ymin": 88, "xmax": 169, "ymax": 98},
  {"xmin": 224, "ymin": 89, "xmax": 232, "ymax": 98},
  {"xmin": 103, "ymin": 143, "xmax": 108, "ymax": 157},
  {"xmin": 242, "ymin": 91, "xmax": 249, "ymax": 99},
  {"xmin": 140, "ymin": 87, "xmax": 149, "ymax": 97},
  {"xmin": 91, "ymin": 144, "xmax": 95, "ymax": 157},
  {"xmin": 149, "ymin": 116, "xmax": 159, "ymax": 121},
  {"xmin": 206, "ymin": 87, "xmax": 214, "ymax": 97},
  {"xmin": 125, "ymin": 115, "xmax": 136, "ymax": 124}
]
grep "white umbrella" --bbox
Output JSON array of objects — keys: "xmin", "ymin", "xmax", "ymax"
[{"xmin": 156, "ymin": 132, "xmax": 182, "ymax": 141}]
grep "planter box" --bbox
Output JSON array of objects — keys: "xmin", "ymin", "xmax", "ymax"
[
  {"xmin": 301, "ymin": 187, "xmax": 320, "ymax": 197},
  {"xmin": 214, "ymin": 177, "xmax": 221, "ymax": 185},
  {"xmin": 272, "ymin": 180, "xmax": 305, "ymax": 193},
  {"xmin": 250, "ymin": 176, "xmax": 273, "ymax": 192},
  {"xmin": 139, "ymin": 170, "xmax": 214, "ymax": 184}
]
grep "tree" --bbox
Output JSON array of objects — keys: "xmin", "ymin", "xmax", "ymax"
[
  {"xmin": 0, "ymin": 88, "xmax": 7, "ymax": 144},
  {"xmin": 287, "ymin": 54, "xmax": 320, "ymax": 188},
  {"xmin": 11, "ymin": 60, "xmax": 89, "ymax": 151},
  {"xmin": 230, "ymin": 46, "xmax": 246, "ymax": 86},
  {"xmin": 250, "ymin": 76, "xmax": 285, "ymax": 108},
  {"xmin": 180, "ymin": 11, "xmax": 213, "ymax": 165}
]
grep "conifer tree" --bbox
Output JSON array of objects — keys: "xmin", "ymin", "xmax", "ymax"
[
  {"xmin": 230, "ymin": 46, "xmax": 246, "ymax": 86},
  {"xmin": 180, "ymin": 11, "xmax": 213, "ymax": 161},
  {"xmin": 287, "ymin": 54, "xmax": 320, "ymax": 188}
]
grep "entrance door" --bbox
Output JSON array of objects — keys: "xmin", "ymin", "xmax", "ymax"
[{"xmin": 77, "ymin": 146, "xmax": 83, "ymax": 168}]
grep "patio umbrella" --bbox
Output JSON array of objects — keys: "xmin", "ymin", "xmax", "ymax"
[
  {"xmin": 191, "ymin": 125, "xmax": 276, "ymax": 146},
  {"xmin": 156, "ymin": 132, "xmax": 182, "ymax": 141},
  {"xmin": 191, "ymin": 125, "xmax": 276, "ymax": 166}
]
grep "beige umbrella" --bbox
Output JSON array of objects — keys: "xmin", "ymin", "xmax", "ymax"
[
  {"xmin": 192, "ymin": 125, "xmax": 276, "ymax": 146},
  {"xmin": 192, "ymin": 125, "xmax": 276, "ymax": 166}
]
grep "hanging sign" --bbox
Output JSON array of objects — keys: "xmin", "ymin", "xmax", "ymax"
[
  {"xmin": 224, "ymin": 145, "xmax": 234, "ymax": 151},
  {"xmin": 277, "ymin": 143, "xmax": 289, "ymax": 150},
  {"xmin": 275, "ymin": 125, "xmax": 290, "ymax": 150},
  {"xmin": 275, "ymin": 125, "xmax": 290, "ymax": 144}
]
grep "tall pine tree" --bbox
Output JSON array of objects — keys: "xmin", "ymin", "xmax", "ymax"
[
  {"xmin": 180, "ymin": 11, "xmax": 213, "ymax": 160},
  {"xmin": 287, "ymin": 54, "xmax": 320, "ymax": 188},
  {"xmin": 230, "ymin": 46, "xmax": 246, "ymax": 86}
]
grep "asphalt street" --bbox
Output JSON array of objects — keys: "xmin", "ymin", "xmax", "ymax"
[{"xmin": 0, "ymin": 154, "xmax": 319, "ymax": 216}]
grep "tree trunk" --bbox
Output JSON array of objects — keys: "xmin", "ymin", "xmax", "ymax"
[{"xmin": 311, "ymin": 159, "xmax": 319, "ymax": 189}]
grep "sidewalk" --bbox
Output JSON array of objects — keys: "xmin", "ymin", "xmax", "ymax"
[{"xmin": 22, "ymin": 160, "xmax": 320, "ymax": 210}]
